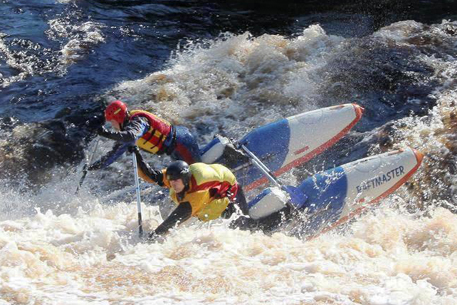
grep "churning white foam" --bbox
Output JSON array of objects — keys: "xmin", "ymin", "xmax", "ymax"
[{"xmin": 1, "ymin": 194, "xmax": 457, "ymax": 304}]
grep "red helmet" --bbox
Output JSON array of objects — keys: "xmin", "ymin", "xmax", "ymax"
[{"xmin": 105, "ymin": 100, "xmax": 128, "ymax": 124}]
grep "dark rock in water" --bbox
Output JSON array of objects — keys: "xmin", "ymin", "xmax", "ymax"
[
  {"xmin": 0, "ymin": 106, "xmax": 105, "ymax": 189},
  {"xmin": 377, "ymin": 123, "xmax": 396, "ymax": 152}
]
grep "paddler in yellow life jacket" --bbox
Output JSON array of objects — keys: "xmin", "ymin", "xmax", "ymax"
[
  {"xmin": 88, "ymin": 100, "xmax": 201, "ymax": 171},
  {"xmin": 132, "ymin": 148, "xmax": 248, "ymax": 240}
]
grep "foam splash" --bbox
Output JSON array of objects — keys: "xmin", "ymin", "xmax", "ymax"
[
  {"xmin": 1, "ymin": 197, "xmax": 457, "ymax": 304},
  {"xmin": 0, "ymin": 14, "xmax": 106, "ymax": 88},
  {"xmin": 369, "ymin": 20, "xmax": 457, "ymax": 209},
  {"xmin": 0, "ymin": 33, "xmax": 38, "ymax": 87},
  {"xmin": 47, "ymin": 19, "xmax": 106, "ymax": 65},
  {"xmin": 110, "ymin": 25, "xmax": 344, "ymax": 142}
]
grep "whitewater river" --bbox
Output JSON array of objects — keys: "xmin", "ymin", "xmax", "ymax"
[{"xmin": 1, "ymin": 0, "xmax": 457, "ymax": 304}]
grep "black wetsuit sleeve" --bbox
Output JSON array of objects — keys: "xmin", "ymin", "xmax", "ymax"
[
  {"xmin": 154, "ymin": 202, "xmax": 192, "ymax": 235},
  {"xmin": 99, "ymin": 116, "xmax": 149, "ymax": 143},
  {"xmin": 88, "ymin": 142, "xmax": 127, "ymax": 170},
  {"xmin": 133, "ymin": 149, "xmax": 164, "ymax": 185}
]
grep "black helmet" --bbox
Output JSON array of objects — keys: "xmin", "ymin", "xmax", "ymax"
[{"xmin": 166, "ymin": 161, "xmax": 191, "ymax": 185}]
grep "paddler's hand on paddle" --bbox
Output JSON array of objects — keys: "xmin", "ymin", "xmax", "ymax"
[
  {"xmin": 145, "ymin": 231, "xmax": 164, "ymax": 243},
  {"xmin": 97, "ymin": 125, "xmax": 111, "ymax": 137},
  {"xmin": 127, "ymin": 145, "xmax": 140, "ymax": 155},
  {"xmin": 85, "ymin": 115, "xmax": 105, "ymax": 130},
  {"xmin": 87, "ymin": 160, "xmax": 103, "ymax": 171}
]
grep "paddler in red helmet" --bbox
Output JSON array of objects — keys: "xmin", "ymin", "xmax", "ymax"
[{"xmin": 88, "ymin": 100, "xmax": 201, "ymax": 174}]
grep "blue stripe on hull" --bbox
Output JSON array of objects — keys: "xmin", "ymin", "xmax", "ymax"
[
  {"xmin": 199, "ymin": 136, "xmax": 220, "ymax": 156},
  {"xmin": 248, "ymin": 188, "xmax": 272, "ymax": 209},
  {"xmin": 237, "ymin": 119, "xmax": 291, "ymax": 186},
  {"xmin": 298, "ymin": 167, "xmax": 348, "ymax": 235}
]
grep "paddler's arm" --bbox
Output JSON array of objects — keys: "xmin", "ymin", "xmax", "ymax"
[
  {"xmin": 133, "ymin": 148, "xmax": 164, "ymax": 186},
  {"xmin": 88, "ymin": 142, "xmax": 129, "ymax": 170},
  {"xmin": 88, "ymin": 117, "xmax": 149, "ymax": 171},
  {"xmin": 148, "ymin": 202, "xmax": 192, "ymax": 239},
  {"xmin": 98, "ymin": 116, "xmax": 149, "ymax": 143}
]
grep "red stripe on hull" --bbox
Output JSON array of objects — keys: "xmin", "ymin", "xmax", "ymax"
[
  {"xmin": 245, "ymin": 104, "xmax": 364, "ymax": 191},
  {"xmin": 307, "ymin": 149, "xmax": 423, "ymax": 240}
]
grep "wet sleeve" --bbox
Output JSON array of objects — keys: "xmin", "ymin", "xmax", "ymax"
[
  {"xmin": 134, "ymin": 149, "xmax": 164, "ymax": 186},
  {"xmin": 99, "ymin": 117, "xmax": 149, "ymax": 143},
  {"xmin": 154, "ymin": 202, "xmax": 192, "ymax": 235}
]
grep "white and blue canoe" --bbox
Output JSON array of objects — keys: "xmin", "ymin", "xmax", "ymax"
[
  {"xmin": 248, "ymin": 147, "xmax": 424, "ymax": 237},
  {"xmin": 201, "ymin": 103, "xmax": 364, "ymax": 191}
]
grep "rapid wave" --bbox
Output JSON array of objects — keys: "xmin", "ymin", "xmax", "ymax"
[{"xmin": 1, "ymin": 198, "xmax": 457, "ymax": 304}]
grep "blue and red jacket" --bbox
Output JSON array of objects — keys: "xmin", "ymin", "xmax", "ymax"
[{"xmin": 95, "ymin": 110, "xmax": 175, "ymax": 169}]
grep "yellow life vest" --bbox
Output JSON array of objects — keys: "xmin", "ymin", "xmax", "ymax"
[{"xmin": 164, "ymin": 163, "xmax": 237, "ymax": 221}]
